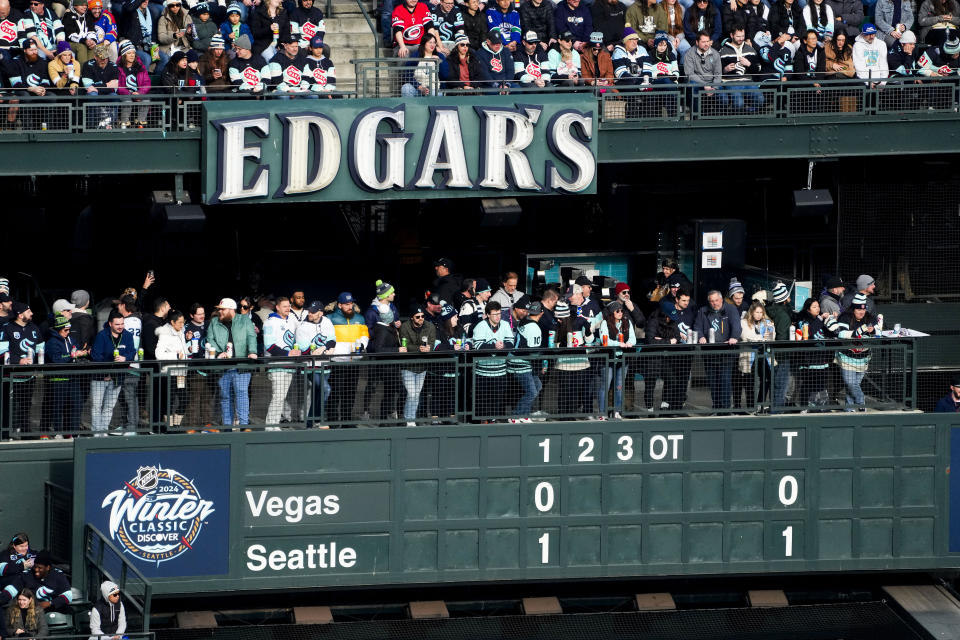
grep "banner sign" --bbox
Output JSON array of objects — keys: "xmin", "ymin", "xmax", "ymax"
[
  {"xmin": 202, "ymin": 95, "xmax": 597, "ymax": 205},
  {"xmin": 83, "ymin": 447, "xmax": 230, "ymax": 578}
]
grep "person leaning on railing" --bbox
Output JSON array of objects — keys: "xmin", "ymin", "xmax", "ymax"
[
  {"xmin": 200, "ymin": 33, "xmax": 231, "ymax": 90},
  {"xmin": 825, "ymin": 30, "xmax": 856, "ymax": 79},
  {"xmin": 155, "ymin": 309, "xmax": 189, "ymax": 428},
  {"xmin": 834, "ymin": 292, "xmax": 877, "ymax": 411},
  {"xmin": 207, "ymin": 297, "xmax": 258, "ymax": 429},
  {"xmin": 89, "ymin": 580, "xmax": 126, "ymax": 640},
  {"xmin": 48, "ymin": 40, "xmax": 80, "ymax": 95},
  {"xmin": 738, "ymin": 301, "xmax": 775, "ymax": 409},
  {"xmin": 398, "ymin": 303, "xmax": 437, "ymax": 426},
  {"xmin": 443, "ymin": 32, "xmax": 485, "ymax": 90},
  {"xmin": 470, "ymin": 300, "xmax": 514, "ymax": 422},
  {"xmin": 45, "ymin": 312, "xmax": 88, "ymax": 435}
]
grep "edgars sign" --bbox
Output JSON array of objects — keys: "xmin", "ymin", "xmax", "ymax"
[
  {"xmin": 202, "ymin": 95, "xmax": 597, "ymax": 205},
  {"xmin": 83, "ymin": 448, "xmax": 230, "ymax": 578}
]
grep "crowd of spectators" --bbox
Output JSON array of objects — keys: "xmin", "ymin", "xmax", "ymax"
[
  {"xmin": 0, "ymin": 258, "xmax": 916, "ymax": 434},
  {"xmin": 0, "ymin": 531, "xmax": 126, "ymax": 638},
  {"xmin": 0, "ymin": 0, "xmax": 956, "ymax": 124}
]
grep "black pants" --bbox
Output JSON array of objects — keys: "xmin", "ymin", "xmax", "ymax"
[
  {"xmin": 329, "ymin": 364, "xmax": 360, "ymax": 423},
  {"xmin": 49, "ymin": 379, "xmax": 84, "ymax": 433},
  {"xmin": 475, "ymin": 375, "xmax": 506, "ymax": 419},
  {"xmin": 11, "ymin": 377, "xmax": 35, "ymax": 434},
  {"xmin": 558, "ymin": 369, "xmax": 591, "ymax": 416},
  {"xmin": 662, "ymin": 355, "xmax": 692, "ymax": 409}
]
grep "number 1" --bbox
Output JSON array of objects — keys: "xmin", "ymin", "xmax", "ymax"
[
  {"xmin": 539, "ymin": 438, "xmax": 550, "ymax": 462},
  {"xmin": 538, "ymin": 532, "xmax": 549, "ymax": 563},
  {"xmin": 782, "ymin": 526, "xmax": 793, "ymax": 557}
]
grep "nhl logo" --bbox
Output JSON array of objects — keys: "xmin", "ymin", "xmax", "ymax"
[{"xmin": 135, "ymin": 466, "xmax": 158, "ymax": 490}]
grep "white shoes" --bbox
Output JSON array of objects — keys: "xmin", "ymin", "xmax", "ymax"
[
  {"xmin": 406, "ymin": 421, "xmax": 417, "ymax": 427},
  {"xmin": 613, "ymin": 411, "xmax": 623, "ymax": 420},
  {"xmin": 509, "ymin": 418, "xmax": 533, "ymax": 424}
]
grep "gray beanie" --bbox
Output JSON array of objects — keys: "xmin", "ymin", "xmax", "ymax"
[
  {"xmin": 70, "ymin": 289, "xmax": 90, "ymax": 308},
  {"xmin": 235, "ymin": 34, "xmax": 252, "ymax": 50},
  {"xmin": 856, "ymin": 274, "xmax": 874, "ymax": 291}
]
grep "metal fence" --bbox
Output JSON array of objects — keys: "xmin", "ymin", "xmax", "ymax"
[
  {"xmin": 0, "ymin": 339, "xmax": 916, "ymax": 438},
  {"xmin": 84, "ymin": 524, "xmax": 154, "ymax": 632},
  {"xmin": 0, "ymin": 76, "xmax": 956, "ymax": 135}
]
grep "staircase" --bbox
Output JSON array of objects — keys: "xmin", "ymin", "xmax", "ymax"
[{"xmin": 324, "ymin": 0, "xmax": 381, "ymax": 92}]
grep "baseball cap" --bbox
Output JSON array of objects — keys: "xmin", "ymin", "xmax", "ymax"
[
  {"xmin": 560, "ymin": 31, "xmax": 574, "ymax": 41},
  {"xmin": 523, "ymin": 30, "xmax": 539, "ymax": 43},
  {"xmin": 427, "ymin": 293, "xmax": 443, "ymax": 306},
  {"xmin": 338, "ymin": 292, "xmax": 354, "ymax": 304},
  {"xmin": 22, "ymin": 38, "xmax": 37, "ymax": 50},
  {"xmin": 11, "ymin": 301, "xmax": 29, "ymax": 315},
  {"xmin": 278, "ymin": 31, "xmax": 296, "ymax": 45},
  {"xmin": 862, "ymin": 23, "xmax": 877, "ymax": 34},
  {"xmin": 434, "ymin": 257, "xmax": 454, "ymax": 269},
  {"xmin": 309, "ymin": 34, "xmax": 324, "ymax": 48},
  {"xmin": 306, "ymin": 300, "xmax": 324, "ymax": 314},
  {"xmin": 951, "ymin": 374, "xmax": 960, "ymax": 387},
  {"xmin": 217, "ymin": 297, "xmax": 237, "ymax": 310},
  {"xmin": 527, "ymin": 301, "xmax": 543, "ymax": 315},
  {"xmin": 565, "ymin": 284, "xmax": 583, "ymax": 299},
  {"xmin": 574, "ymin": 275, "xmax": 592, "ymax": 287},
  {"xmin": 52, "ymin": 299, "xmax": 75, "ymax": 314},
  {"xmin": 514, "ymin": 294, "xmax": 531, "ymax": 309}
]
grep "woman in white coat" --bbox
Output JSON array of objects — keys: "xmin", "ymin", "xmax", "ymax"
[{"xmin": 155, "ymin": 310, "xmax": 189, "ymax": 427}]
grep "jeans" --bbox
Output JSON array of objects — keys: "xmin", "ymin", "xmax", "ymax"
[
  {"xmin": 219, "ymin": 369, "xmax": 251, "ymax": 425},
  {"xmin": 401, "ymin": 369, "xmax": 426, "ymax": 420},
  {"xmin": 267, "ymin": 370, "xmax": 293, "ymax": 424},
  {"xmin": 513, "ymin": 372, "xmax": 542, "ymax": 416},
  {"xmin": 841, "ymin": 367, "xmax": 866, "ymax": 409},
  {"xmin": 772, "ymin": 358, "xmax": 791, "ymax": 411},
  {"xmin": 306, "ymin": 371, "xmax": 331, "ymax": 426},
  {"xmin": 603, "ymin": 363, "xmax": 625, "ymax": 413},
  {"xmin": 90, "ymin": 378, "xmax": 122, "ymax": 433},
  {"xmin": 719, "ymin": 83, "xmax": 765, "ymax": 110}
]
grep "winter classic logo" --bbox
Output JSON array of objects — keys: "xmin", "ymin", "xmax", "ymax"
[{"xmin": 101, "ymin": 464, "xmax": 216, "ymax": 566}]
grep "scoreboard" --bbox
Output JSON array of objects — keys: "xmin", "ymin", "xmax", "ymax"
[{"xmin": 73, "ymin": 414, "xmax": 960, "ymax": 595}]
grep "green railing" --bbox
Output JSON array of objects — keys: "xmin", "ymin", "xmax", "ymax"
[
  {"xmin": 84, "ymin": 524, "xmax": 154, "ymax": 633},
  {"xmin": 0, "ymin": 76, "xmax": 956, "ymax": 137},
  {"xmin": 0, "ymin": 339, "xmax": 916, "ymax": 438}
]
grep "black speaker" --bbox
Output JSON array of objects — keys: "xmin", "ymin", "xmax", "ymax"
[
  {"xmin": 792, "ymin": 189, "xmax": 834, "ymax": 217},
  {"xmin": 163, "ymin": 204, "xmax": 206, "ymax": 233}
]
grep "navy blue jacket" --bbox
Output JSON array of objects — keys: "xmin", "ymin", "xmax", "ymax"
[
  {"xmin": 45, "ymin": 334, "xmax": 78, "ymax": 365},
  {"xmin": 694, "ymin": 302, "xmax": 743, "ymax": 343},
  {"xmin": 935, "ymin": 394, "xmax": 960, "ymax": 413},
  {"xmin": 90, "ymin": 327, "xmax": 136, "ymax": 363}
]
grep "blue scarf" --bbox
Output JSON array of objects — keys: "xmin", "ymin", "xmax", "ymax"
[{"xmin": 137, "ymin": 7, "xmax": 152, "ymax": 44}]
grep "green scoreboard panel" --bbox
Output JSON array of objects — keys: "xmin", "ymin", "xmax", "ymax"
[{"xmin": 73, "ymin": 414, "xmax": 960, "ymax": 595}]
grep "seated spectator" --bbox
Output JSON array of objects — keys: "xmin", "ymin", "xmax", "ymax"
[
  {"xmin": 268, "ymin": 31, "xmax": 310, "ymax": 92},
  {"xmin": 875, "ymin": 0, "xmax": 916, "ymax": 47},
  {"xmin": 487, "ymin": 0, "xmax": 521, "ymax": 52},
  {"xmin": 684, "ymin": 30, "xmax": 723, "ymax": 105},
  {"xmin": 825, "ymin": 30, "xmax": 855, "ymax": 78},
  {"xmin": 918, "ymin": 33, "xmax": 960, "ymax": 74},
  {"xmin": 81, "ymin": 43, "xmax": 120, "ymax": 133},
  {"xmin": 887, "ymin": 29, "xmax": 920, "ymax": 75},
  {"xmin": 522, "ymin": 0, "xmax": 557, "ymax": 47},
  {"xmin": 22, "ymin": 550, "xmax": 73, "ymax": 614},
  {"xmin": 684, "ymin": 0, "xmax": 721, "ymax": 46},
  {"xmin": 853, "ymin": 23, "xmax": 888, "ymax": 83},
  {"xmin": 90, "ymin": 581, "xmax": 126, "ymax": 640},
  {"xmin": 432, "ymin": 0, "xmax": 463, "ymax": 50},
  {"xmin": 513, "ymin": 30, "xmax": 552, "ymax": 88},
  {"xmin": 86, "ymin": 0, "xmax": 118, "ymax": 61},
  {"xmin": 229, "ymin": 34, "xmax": 268, "ymax": 91},
  {"xmin": 642, "ymin": 30, "xmax": 680, "ymax": 85},
  {"xmin": 403, "ymin": 32, "xmax": 445, "ymax": 95},
  {"xmin": 6, "ymin": 588, "xmax": 48, "ymax": 638},
  {"xmin": 768, "ymin": 0, "xmax": 803, "ymax": 42},
  {"xmin": 9, "ymin": 38, "xmax": 52, "ymax": 113},
  {"xmin": 918, "ymin": 0, "xmax": 960, "ymax": 46},
  {"xmin": 22, "ymin": 0, "xmax": 65, "ymax": 60},
  {"xmin": 392, "ymin": 0, "xmax": 435, "ymax": 57},
  {"xmin": 157, "ymin": 0, "xmax": 194, "ymax": 69},
  {"xmin": 200, "ymin": 34, "xmax": 230, "ymax": 89},
  {"xmin": 554, "ymin": 0, "xmax": 592, "ymax": 51},
  {"xmin": 220, "ymin": 3, "xmax": 253, "ymax": 52},
  {"xmin": 190, "ymin": 2, "xmax": 219, "ymax": 50},
  {"xmin": 162, "ymin": 49, "xmax": 205, "ymax": 94},
  {"xmin": 796, "ymin": 28, "xmax": 826, "ymax": 88},
  {"xmin": 802, "ymin": 0, "xmax": 835, "ymax": 41},
  {"xmin": 550, "ymin": 31, "xmax": 583, "ymax": 85},
  {"xmin": 0, "ymin": 533, "xmax": 38, "ymax": 593},
  {"xmin": 834, "ymin": 292, "xmax": 876, "ymax": 411},
  {"xmin": 305, "ymin": 34, "xmax": 336, "ymax": 92},
  {"xmin": 121, "ymin": 0, "xmax": 157, "ymax": 71},
  {"xmin": 442, "ymin": 32, "xmax": 485, "ymax": 90},
  {"xmin": 582, "ymin": 30, "xmax": 615, "ymax": 85},
  {"xmin": 658, "ymin": 0, "xmax": 689, "ymax": 57},
  {"xmin": 64, "ymin": 0, "xmax": 97, "ymax": 66},
  {"xmin": 117, "ymin": 39, "xmax": 151, "ymax": 127},
  {"xmin": 720, "ymin": 25, "xmax": 764, "ymax": 111},
  {"xmin": 831, "ymin": 0, "xmax": 863, "ymax": 38},
  {"xmin": 48, "ymin": 40, "xmax": 80, "ymax": 95},
  {"xmin": 291, "ymin": 0, "xmax": 326, "ymax": 50},
  {"xmin": 754, "ymin": 30, "xmax": 796, "ymax": 81},
  {"xmin": 399, "ymin": 304, "xmax": 436, "ymax": 425},
  {"xmin": 462, "ymin": 0, "xmax": 487, "ymax": 49},
  {"xmin": 476, "ymin": 29, "xmax": 513, "ymax": 89},
  {"xmin": 612, "ymin": 26, "xmax": 646, "ymax": 84},
  {"xmin": 626, "ymin": 0, "xmax": 659, "ymax": 51},
  {"xmin": 934, "ymin": 373, "xmax": 960, "ymax": 412}
]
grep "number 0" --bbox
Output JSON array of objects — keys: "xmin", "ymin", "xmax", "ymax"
[
  {"xmin": 534, "ymin": 481, "xmax": 554, "ymax": 512},
  {"xmin": 538, "ymin": 532, "xmax": 549, "ymax": 563},
  {"xmin": 782, "ymin": 526, "xmax": 793, "ymax": 557}
]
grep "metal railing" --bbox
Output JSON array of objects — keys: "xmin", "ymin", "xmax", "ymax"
[
  {"xmin": 0, "ymin": 75, "xmax": 955, "ymax": 136},
  {"xmin": 0, "ymin": 339, "xmax": 916, "ymax": 438},
  {"xmin": 84, "ymin": 524, "xmax": 154, "ymax": 633}
]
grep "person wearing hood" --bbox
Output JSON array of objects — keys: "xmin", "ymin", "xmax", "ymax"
[
  {"xmin": 90, "ymin": 580, "xmax": 126, "ymax": 640},
  {"xmin": 155, "ymin": 309, "xmax": 188, "ymax": 428},
  {"xmin": 612, "ymin": 26, "xmax": 646, "ymax": 84},
  {"xmin": 476, "ymin": 29, "xmax": 513, "ymax": 89},
  {"xmin": 819, "ymin": 276, "xmax": 845, "ymax": 316},
  {"xmin": 853, "ymin": 22, "xmax": 888, "ymax": 84}
]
